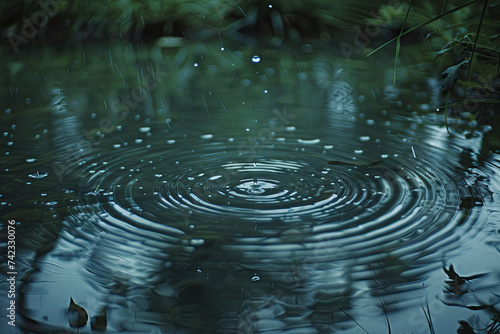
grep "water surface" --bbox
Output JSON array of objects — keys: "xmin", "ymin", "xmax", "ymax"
[{"xmin": 1, "ymin": 43, "xmax": 500, "ymax": 334}]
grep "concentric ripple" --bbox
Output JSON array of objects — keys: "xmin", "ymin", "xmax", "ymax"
[
  {"xmin": 75, "ymin": 127, "xmax": 473, "ymax": 263},
  {"xmin": 26, "ymin": 117, "xmax": 492, "ymax": 334}
]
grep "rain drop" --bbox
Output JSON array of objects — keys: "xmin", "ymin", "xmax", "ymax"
[{"xmin": 252, "ymin": 55, "xmax": 261, "ymax": 63}]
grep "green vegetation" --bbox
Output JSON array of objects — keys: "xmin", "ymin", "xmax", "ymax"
[{"xmin": 2, "ymin": 0, "xmax": 497, "ymax": 138}]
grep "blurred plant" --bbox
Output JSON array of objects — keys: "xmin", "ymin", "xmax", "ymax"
[{"xmin": 364, "ymin": 0, "xmax": 499, "ymax": 137}]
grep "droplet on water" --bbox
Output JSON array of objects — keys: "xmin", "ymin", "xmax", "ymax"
[
  {"xmin": 298, "ymin": 139, "xmax": 320, "ymax": 145},
  {"xmin": 200, "ymin": 134, "xmax": 214, "ymax": 140},
  {"xmin": 252, "ymin": 55, "xmax": 261, "ymax": 63},
  {"xmin": 29, "ymin": 171, "xmax": 49, "ymax": 179}
]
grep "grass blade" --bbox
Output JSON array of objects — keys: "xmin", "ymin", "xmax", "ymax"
[
  {"xmin": 421, "ymin": 297, "xmax": 436, "ymax": 334},
  {"xmin": 337, "ymin": 306, "xmax": 370, "ymax": 334},
  {"xmin": 394, "ymin": 0, "xmax": 413, "ymax": 85},
  {"xmin": 444, "ymin": 91, "xmax": 452, "ymax": 136},
  {"xmin": 438, "ymin": 98, "xmax": 500, "ymax": 109},
  {"xmin": 366, "ymin": 0, "xmax": 475, "ymax": 57},
  {"xmin": 466, "ymin": 0, "xmax": 489, "ymax": 87},
  {"xmin": 380, "ymin": 299, "xmax": 391, "ymax": 334},
  {"xmin": 437, "ymin": 0, "xmax": 447, "ymax": 30}
]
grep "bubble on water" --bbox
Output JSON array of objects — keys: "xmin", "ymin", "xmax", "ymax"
[
  {"xmin": 359, "ymin": 136, "xmax": 370, "ymax": 141},
  {"xmin": 194, "ymin": 63, "xmax": 199, "ymax": 67},
  {"xmin": 26, "ymin": 158, "xmax": 37, "ymax": 163},
  {"xmin": 354, "ymin": 150, "xmax": 363, "ymax": 154},
  {"xmin": 139, "ymin": 127, "xmax": 151, "ymax": 133},
  {"xmin": 324, "ymin": 145, "xmax": 333, "ymax": 150},
  {"xmin": 366, "ymin": 119, "xmax": 375, "ymax": 125},
  {"xmin": 135, "ymin": 139, "xmax": 143, "ymax": 144},
  {"xmin": 264, "ymin": 90, "xmax": 268, "ymax": 94},
  {"xmin": 228, "ymin": 138, "xmax": 234, "ymax": 142},
  {"xmin": 7, "ymin": 142, "xmax": 13, "ymax": 146},
  {"xmin": 285, "ymin": 126, "xmax": 296, "ymax": 132},
  {"xmin": 252, "ymin": 55, "xmax": 261, "ymax": 63},
  {"xmin": 113, "ymin": 144, "xmax": 121, "ymax": 149},
  {"xmin": 166, "ymin": 140, "xmax": 176, "ymax": 144}
]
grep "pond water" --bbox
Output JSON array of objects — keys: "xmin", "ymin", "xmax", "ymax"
[{"xmin": 1, "ymin": 42, "xmax": 500, "ymax": 334}]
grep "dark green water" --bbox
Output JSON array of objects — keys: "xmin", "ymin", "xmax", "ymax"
[{"xmin": 1, "ymin": 42, "xmax": 500, "ymax": 333}]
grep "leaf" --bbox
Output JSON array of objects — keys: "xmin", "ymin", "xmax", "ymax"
[
  {"xmin": 90, "ymin": 307, "xmax": 107, "ymax": 331},
  {"xmin": 441, "ymin": 62, "xmax": 466, "ymax": 94},
  {"xmin": 68, "ymin": 297, "xmax": 88, "ymax": 328},
  {"xmin": 457, "ymin": 320, "xmax": 476, "ymax": 334}
]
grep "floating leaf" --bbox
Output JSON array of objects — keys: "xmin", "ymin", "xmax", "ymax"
[
  {"xmin": 68, "ymin": 297, "xmax": 88, "ymax": 329},
  {"xmin": 457, "ymin": 320, "xmax": 476, "ymax": 334},
  {"xmin": 90, "ymin": 307, "xmax": 107, "ymax": 331}
]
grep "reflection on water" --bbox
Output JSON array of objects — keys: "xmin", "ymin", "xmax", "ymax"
[{"xmin": 1, "ymin": 44, "xmax": 500, "ymax": 334}]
